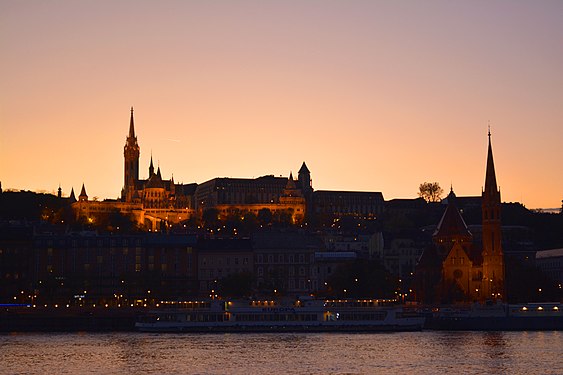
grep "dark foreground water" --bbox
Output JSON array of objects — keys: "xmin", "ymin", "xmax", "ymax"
[{"xmin": 1, "ymin": 331, "xmax": 562, "ymax": 374}]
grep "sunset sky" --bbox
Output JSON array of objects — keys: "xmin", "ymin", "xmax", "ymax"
[{"xmin": 1, "ymin": 1, "xmax": 562, "ymax": 209}]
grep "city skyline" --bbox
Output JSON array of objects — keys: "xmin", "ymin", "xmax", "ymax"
[{"xmin": 1, "ymin": 2, "xmax": 562, "ymax": 208}]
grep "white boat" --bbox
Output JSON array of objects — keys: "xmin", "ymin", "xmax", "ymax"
[{"xmin": 135, "ymin": 297, "xmax": 425, "ymax": 332}]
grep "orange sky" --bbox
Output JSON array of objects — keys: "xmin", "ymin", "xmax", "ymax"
[{"xmin": 1, "ymin": 2, "xmax": 562, "ymax": 209}]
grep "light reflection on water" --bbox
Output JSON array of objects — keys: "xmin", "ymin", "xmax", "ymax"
[{"xmin": 1, "ymin": 331, "xmax": 562, "ymax": 375}]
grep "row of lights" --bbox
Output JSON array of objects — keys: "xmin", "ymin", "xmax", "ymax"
[{"xmin": 521, "ymin": 306, "xmax": 559, "ymax": 311}]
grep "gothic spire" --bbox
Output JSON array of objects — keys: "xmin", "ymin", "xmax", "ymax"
[
  {"xmin": 69, "ymin": 187, "xmax": 76, "ymax": 203},
  {"xmin": 286, "ymin": 172, "xmax": 296, "ymax": 189},
  {"xmin": 129, "ymin": 106, "xmax": 135, "ymax": 138},
  {"xmin": 484, "ymin": 130, "xmax": 498, "ymax": 194},
  {"xmin": 149, "ymin": 154, "xmax": 155, "ymax": 177},
  {"xmin": 79, "ymin": 183, "xmax": 88, "ymax": 202}
]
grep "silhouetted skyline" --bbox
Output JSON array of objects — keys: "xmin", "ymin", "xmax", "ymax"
[{"xmin": 1, "ymin": 2, "xmax": 562, "ymax": 208}]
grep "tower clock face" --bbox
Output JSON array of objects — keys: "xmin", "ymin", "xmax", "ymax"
[{"xmin": 453, "ymin": 269, "xmax": 463, "ymax": 279}]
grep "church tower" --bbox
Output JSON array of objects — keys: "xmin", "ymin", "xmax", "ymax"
[
  {"xmin": 298, "ymin": 162, "xmax": 314, "ymax": 220},
  {"xmin": 122, "ymin": 107, "xmax": 140, "ymax": 202},
  {"xmin": 297, "ymin": 162, "xmax": 312, "ymax": 194},
  {"xmin": 481, "ymin": 130, "xmax": 505, "ymax": 301}
]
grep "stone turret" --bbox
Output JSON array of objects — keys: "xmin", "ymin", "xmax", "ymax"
[{"xmin": 79, "ymin": 183, "xmax": 88, "ymax": 202}]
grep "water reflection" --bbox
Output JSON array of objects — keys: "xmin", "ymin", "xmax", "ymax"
[
  {"xmin": 481, "ymin": 332, "xmax": 509, "ymax": 373},
  {"xmin": 1, "ymin": 332, "xmax": 561, "ymax": 375}
]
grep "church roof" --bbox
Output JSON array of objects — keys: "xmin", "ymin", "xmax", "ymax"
[
  {"xmin": 298, "ymin": 162, "xmax": 310, "ymax": 174},
  {"xmin": 146, "ymin": 172, "xmax": 164, "ymax": 189},
  {"xmin": 79, "ymin": 183, "xmax": 87, "ymax": 197},
  {"xmin": 285, "ymin": 172, "xmax": 297, "ymax": 190},
  {"xmin": 69, "ymin": 188, "xmax": 77, "ymax": 202},
  {"xmin": 433, "ymin": 190, "xmax": 472, "ymax": 239}
]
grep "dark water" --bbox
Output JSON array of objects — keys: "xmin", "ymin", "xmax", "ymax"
[{"xmin": 1, "ymin": 331, "xmax": 562, "ymax": 374}]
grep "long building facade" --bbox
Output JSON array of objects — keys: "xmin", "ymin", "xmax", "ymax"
[{"xmin": 72, "ymin": 108, "xmax": 385, "ymax": 229}]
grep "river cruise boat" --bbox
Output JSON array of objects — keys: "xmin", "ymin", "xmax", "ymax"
[{"xmin": 135, "ymin": 298, "xmax": 425, "ymax": 332}]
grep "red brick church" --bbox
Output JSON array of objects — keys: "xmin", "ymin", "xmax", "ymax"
[{"xmin": 414, "ymin": 132, "xmax": 505, "ymax": 304}]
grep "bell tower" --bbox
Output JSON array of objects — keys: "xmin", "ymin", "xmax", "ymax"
[
  {"xmin": 298, "ymin": 162, "xmax": 314, "ymax": 220},
  {"xmin": 122, "ymin": 107, "xmax": 140, "ymax": 202},
  {"xmin": 481, "ymin": 130, "xmax": 505, "ymax": 301}
]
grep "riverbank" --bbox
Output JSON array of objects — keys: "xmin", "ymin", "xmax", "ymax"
[
  {"xmin": 0, "ymin": 307, "xmax": 139, "ymax": 332},
  {"xmin": 3, "ymin": 305, "xmax": 563, "ymax": 332}
]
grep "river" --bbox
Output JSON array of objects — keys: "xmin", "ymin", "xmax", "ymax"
[{"xmin": 1, "ymin": 331, "xmax": 562, "ymax": 374}]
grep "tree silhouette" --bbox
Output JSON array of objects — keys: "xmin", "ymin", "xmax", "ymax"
[{"xmin": 418, "ymin": 182, "xmax": 444, "ymax": 203}]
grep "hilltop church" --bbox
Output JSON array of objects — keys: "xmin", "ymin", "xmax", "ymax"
[{"xmin": 72, "ymin": 108, "xmax": 315, "ymax": 229}]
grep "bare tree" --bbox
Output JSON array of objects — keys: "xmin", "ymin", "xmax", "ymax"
[{"xmin": 418, "ymin": 182, "xmax": 444, "ymax": 203}]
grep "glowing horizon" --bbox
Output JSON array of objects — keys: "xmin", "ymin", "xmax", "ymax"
[{"xmin": 1, "ymin": 2, "xmax": 562, "ymax": 209}]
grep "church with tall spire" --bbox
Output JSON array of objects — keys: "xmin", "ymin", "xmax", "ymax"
[
  {"xmin": 122, "ymin": 107, "xmax": 140, "ymax": 202},
  {"xmin": 481, "ymin": 130, "xmax": 505, "ymax": 301},
  {"xmin": 414, "ymin": 131, "xmax": 506, "ymax": 304},
  {"xmin": 72, "ymin": 107, "xmax": 385, "ymax": 229},
  {"xmin": 73, "ymin": 108, "xmax": 198, "ymax": 230}
]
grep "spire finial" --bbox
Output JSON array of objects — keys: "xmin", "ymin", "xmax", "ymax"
[{"xmin": 488, "ymin": 120, "xmax": 491, "ymax": 138}]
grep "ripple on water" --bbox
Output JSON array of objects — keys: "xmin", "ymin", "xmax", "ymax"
[{"xmin": 1, "ymin": 331, "xmax": 562, "ymax": 375}]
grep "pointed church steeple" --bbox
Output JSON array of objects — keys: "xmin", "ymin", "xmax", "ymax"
[
  {"xmin": 69, "ymin": 187, "xmax": 76, "ymax": 203},
  {"xmin": 484, "ymin": 129, "xmax": 498, "ymax": 195},
  {"xmin": 149, "ymin": 154, "xmax": 155, "ymax": 177},
  {"xmin": 79, "ymin": 183, "xmax": 88, "ymax": 202},
  {"xmin": 481, "ymin": 129, "xmax": 505, "ymax": 301},
  {"xmin": 129, "ymin": 107, "xmax": 136, "ymax": 138},
  {"xmin": 286, "ymin": 172, "xmax": 297, "ymax": 190},
  {"xmin": 123, "ymin": 107, "xmax": 140, "ymax": 202}
]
